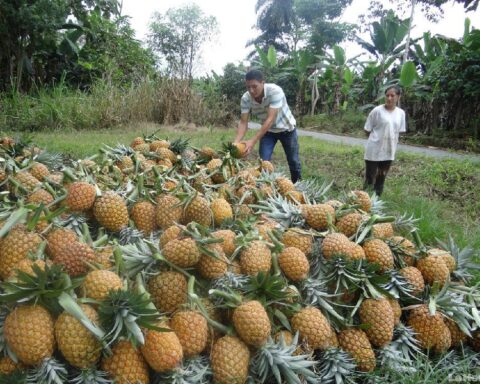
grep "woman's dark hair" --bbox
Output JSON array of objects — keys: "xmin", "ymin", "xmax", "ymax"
[
  {"xmin": 384, "ymin": 85, "xmax": 402, "ymax": 96},
  {"xmin": 245, "ymin": 69, "xmax": 264, "ymax": 82}
]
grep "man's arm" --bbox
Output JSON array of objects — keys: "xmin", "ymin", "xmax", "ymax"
[
  {"xmin": 243, "ymin": 107, "xmax": 278, "ymax": 154},
  {"xmin": 234, "ymin": 113, "xmax": 249, "ymax": 143}
]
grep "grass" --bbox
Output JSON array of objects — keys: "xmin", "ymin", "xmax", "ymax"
[{"xmin": 27, "ymin": 122, "xmax": 480, "ymax": 252}]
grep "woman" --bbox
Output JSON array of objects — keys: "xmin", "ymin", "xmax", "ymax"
[{"xmin": 363, "ymin": 85, "xmax": 406, "ymax": 197}]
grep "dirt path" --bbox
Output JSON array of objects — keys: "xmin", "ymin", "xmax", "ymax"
[{"xmin": 248, "ymin": 123, "xmax": 480, "ymax": 162}]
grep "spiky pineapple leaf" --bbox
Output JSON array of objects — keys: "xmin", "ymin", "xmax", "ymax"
[{"xmin": 153, "ymin": 356, "xmax": 212, "ymax": 384}]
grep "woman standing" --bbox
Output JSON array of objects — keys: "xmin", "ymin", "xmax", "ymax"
[{"xmin": 363, "ymin": 85, "xmax": 406, "ymax": 197}]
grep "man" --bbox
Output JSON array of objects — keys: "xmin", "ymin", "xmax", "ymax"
[{"xmin": 234, "ymin": 69, "xmax": 302, "ymax": 183}]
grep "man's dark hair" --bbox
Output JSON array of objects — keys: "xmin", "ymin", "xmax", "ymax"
[
  {"xmin": 385, "ymin": 84, "xmax": 402, "ymax": 96},
  {"xmin": 245, "ymin": 69, "xmax": 264, "ymax": 82}
]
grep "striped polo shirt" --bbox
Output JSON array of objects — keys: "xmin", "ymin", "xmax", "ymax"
[{"xmin": 241, "ymin": 83, "xmax": 296, "ymax": 133}]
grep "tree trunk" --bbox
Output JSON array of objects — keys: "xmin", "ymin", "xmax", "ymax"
[
  {"xmin": 403, "ymin": 0, "xmax": 416, "ymax": 64},
  {"xmin": 310, "ymin": 74, "xmax": 319, "ymax": 115}
]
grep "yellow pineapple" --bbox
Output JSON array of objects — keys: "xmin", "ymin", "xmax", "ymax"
[
  {"xmin": 159, "ymin": 225, "xmax": 181, "ymax": 249},
  {"xmin": 81, "ymin": 269, "xmax": 123, "ymax": 301},
  {"xmin": 275, "ymin": 176, "xmax": 295, "ymax": 196},
  {"xmin": 170, "ymin": 310, "xmax": 208, "ymax": 357},
  {"xmin": 183, "ymin": 194, "xmax": 212, "ymax": 227},
  {"xmin": 372, "ymin": 223, "xmax": 394, "ymax": 238},
  {"xmin": 101, "ymin": 340, "xmax": 150, "ymax": 384},
  {"xmin": 338, "ymin": 328, "xmax": 376, "ymax": 372},
  {"xmin": 150, "ymin": 139, "xmax": 170, "ymax": 151},
  {"xmin": 93, "ymin": 191, "xmax": 129, "ymax": 232},
  {"xmin": 233, "ymin": 300, "xmax": 271, "ymax": 347},
  {"xmin": 322, "ymin": 233, "xmax": 352, "ymax": 259},
  {"xmin": 155, "ymin": 194, "xmax": 183, "ymax": 230},
  {"xmin": 388, "ymin": 298, "xmax": 402, "ymax": 325},
  {"xmin": 52, "ymin": 240, "xmax": 96, "ymax": 277},
  {"xmin": 29, "ymin": 162, "xmax": 50, "ymax": 181},
  {"xmin": 351, "ymin": 190, "xmax": 371, "ymax": 212},
  {"xmin": 197, "ymin": 243, "xmax": 229, "ymax": 279},
  {"xmin": 390, "ymin": 236, "xmax": 416, "ymax": 266},
  {"xmin": 162, "ymin": 237, "xmax": 200, "ymax": 268},
  {"xmin": 211, "ymin": 229, "xmax": 236, "ymax": 257},
  {"xmin": 278, "ymin": 247, "xmax": 310, "ymax": 281},
  {"xmin": 65, "ymin": 182, "xmax": 96, "ymax": 212},
  {"xmin": 416, "ymin": 255, "xmax": 450, "ymax": 286},
  {"xmin": 26, "ymin": 188, "xmax": 54, "ymax": 206},
  {"xmin": 211, "ymin": 198, "xmax": 233, "ymax": 226},
  {"xmin": 291, "ymin": 307, "xmax": 333, "ymax": 350},
  {"xmin": 131, "ymin": 200, "xmax": 157, "ymax": 235},
  {"xmin": 445, "ymin": 318, "xmax": 467, "ymax": 347},
  {"xmin": 281, "ymin": 228, "xmax": 313, "ymax": 256},
  {"xmin": 46, "ymin": 227, "xmax": 78, "ymax": 258},
  {"xmin": 336, "ymin": 212, "xmax": 363, "ymax": 237},
  {"xmin": 0, "ymin": 226, "xmax": 43, "ymax": 279},
  {"xmin": 259, "ymin": 160, "xmax": 274, "ymax": 173},
  {"xmin": 211, "ymin": 335, "xmax": 250, "ymax": 384},
  {"xmin": 427, "ymin": 248, "xmax": 456, "ymax": 272},
  {"xmin": 362, "ymin": 239, "xmax": 394, "ymax": 272},
  {"xmin": 239, "ymin": 240, "xmax": 272, "ymax": 276},
  {"xmin": 399, "ymin": 266, "xmax": 425, "ymax": 295},
  {"xmin": 4, "ymin": 305, "xmax": 56, "ymax": 365},
  {"xmin": 0, "ymin": 356, "xmax": 25, "ymax": 375},
  {"xmin": 359, "ymin": 298, "xmax": 395, "ymax": 347},
  {"xmin": 301, "ymin": 204, "xmax": 335, "ymax": 231},
  {"xmin": 140, "ymin": 321, "xmax": 183, "ymax": 372},
  {"xmin": 407, "ymin": 304, "xmax": 451, "ymax": 352},
  {"xmin": 148, "ymin": 271, "xmax": 187, "ymax": 313},
  {"xmin": 55, "ymin": 304, "xmax": 102, "ymax": 368}
]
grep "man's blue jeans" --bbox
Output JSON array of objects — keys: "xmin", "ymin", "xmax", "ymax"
[{"xmin": 259, "ymin": 129, "xmax": 302, "ymax": 183}]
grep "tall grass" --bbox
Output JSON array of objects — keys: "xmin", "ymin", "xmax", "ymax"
[{"xmin": 0, "ymin": 78, "xmax": 234, "ymax": 132}]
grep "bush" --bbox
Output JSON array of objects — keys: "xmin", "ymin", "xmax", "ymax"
[{"xmin": 301, "ymin": 110, "xmax": 366, "ymax": 135}]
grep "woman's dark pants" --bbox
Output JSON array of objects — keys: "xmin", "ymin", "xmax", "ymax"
[{"xmin": 364, "ymin": 160, "xmax": 392, "ymax": 197}]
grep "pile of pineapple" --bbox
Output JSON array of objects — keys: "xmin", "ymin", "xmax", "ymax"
[{"xmin": 0, "ymin": 133, "xmax": 479, "ymax": 384}]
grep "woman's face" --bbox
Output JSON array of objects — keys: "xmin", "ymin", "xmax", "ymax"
[
  {"xmin": 246, "ymin": 79, "xmax": 264, "ymax": 100},
  {"xmin": 385, "ymin": 88, "xmax": 400, "ymax": 109}
]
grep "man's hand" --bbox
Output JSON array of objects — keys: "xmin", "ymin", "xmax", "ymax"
[{"xmin": 242, "ymin": 139, "xmax": 256, "ymax": 155}]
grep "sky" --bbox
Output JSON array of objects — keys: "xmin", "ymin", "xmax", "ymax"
[{"xmin": 121, "ymin": 0, "xmax": 480, "ymax": 75}]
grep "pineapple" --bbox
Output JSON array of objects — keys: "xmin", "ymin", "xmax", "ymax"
[
  {"xmin": 351, "ymin": 190, "xmax": 371, "ymax": 212},
  {"xmin": 337, "ymin": 328, "xmax": 376, "ymax": 372},
  {"xmin": 291, "ymin": 307, "xmax": 333, "ymax": 350},
  {"xmin": 93, "ymin": 191, "xmax": 129, "ymax": 232},
  {"xmin": 390, "ymin": 236, "xmax": 416, "ymax": 266},
  {"xmin": 321, "ymin": 233, "xmax": 352, "ymax": 260},
  {"xmin": 150, "ymin": 139, "xmax": 170, "ymax": 151},
  {"xmin": 65, "ymin": 182, "xmax": 96, "ymax": 212},
  {"xmin": 101, "ymin": 340, "xmax": 150, "ymax": 384},
  {"xmin": 156, "ymin": 147, "xmax": 177, "ymax": 164},
  {"xmin": 52, "ymin": 240, "xmax": 96, "ymax": 277},
  {"xmin": 155, "ymin": 194, "xmax": 183, "ymax": 230},
  {"xmin": 55, "ymin": 304, "xmax": 102, "ymax": 368},
  {"xmin": 0, "ymin": 356, "xmax": 24, "ymax": 375},
  {"xmin": 0, "ymin": 225, "xmax": 43, "ymax": 279},
  {"xmin": 372, "ymin": 222, "xmax": 394, "ymax": 238},
  {"xmin": 131, "ymin": 200, "xmax": 157, "ymax": 235},
  {"xmin": 170, "ymin": 310, "xmax": 208, "ymax": 357},
  {"xmin": 162, "ymin": 237, "xmax": 200, "ymax": 268},
  {"xmin": 359, "ymin": 298, "xmax": 395, "ymax": 347},
  {"xmin": 148, "ymin": 271, "xmax": 187, "ymax": 313},
  {"xmin": 278, "ymin": 247, "xmax": 310, "ymax": 281},
  {"xmin": 29, "ymin": 162, "xmax": 50, "ymax": 181},
  {"xmin": 275, "ymin": 176, "xmax": 295, "ymax": 196},
  {"xmin": 159, "ymin": 225, "xmax": 181, "ymax": 249},
  {"xmin": 140, "ymin": 321, "xmax": 183, "ymax": 372},
  {"xmin": 399, "ymin": 266, "xmax": 425, "ymax": 295},
  {"xmin": 4, "ymin": 305, "xmax": 56, "ymax": 365},
  {"xmin": 388, "ymin": 298, "xmax": 402, "ymax": 325},
  {"xmin": 427, "ymin": 248, "xmax": 456, "ymax": 272},
  {"xmin": 281, "ymin": 228, "xmax": 313, "ymax": 256},
  {"xmin": 27, "ymin": 188, "xmax": 54, "ymax": 206},
  {"xmin": 199, "ymin": 145, "xmax": 217, "ymax": 159},
  {"xmin": 211, "ymin": 335, "xmax": 250, "ymax": 384},
  {"xmin": 445, "ymin": 318, "xmax": 467, "ymax": 347},
  {"xmin": 211, "ymin": 229, "xmax": 236, "ymax": 257},
  {"xmin": 239, "ymin": 240, "xmax": 272, "ymax": 276},
  {"xmin": 232, "ymin": 300, "xmax": 271, "ymax": 347},
  {"xmin": 259, "ymin": 160, "xmax": 274, "ymax": 173},
  {"xmin": 362, "ymin": 239, "xmax": 394, "ymax": 272},
  {"xmin": 81, "ymin": 269, "xmax": 123, "ymax": 301},
  {"xmin": 210, "ymin": 198, "xmax": 233, "ymax": 226},
  {"xmin": 46, "ymin": 227, "xmax": 78, "ymax": 258},
  {"xmin": 130, "ymin": 136, "xmax": 145, "ymax": 149},
  {"xmin": 416, "ymin": 255, "xmax": 450, "ymax": 286},
  {"xmin": 301, "ymin": 204, "xmax": 335, "ymax": 231},
  {"xmin": 336, "ymin": 212, "xmax": 363, "ymax": 237},
  {"xmin": 197, "ymin": 244, "xmax": 229, "ymax": 279},
  {"xmin": 9, "ymin": 258, "xmax": 48, "ymax": 280},
  {"xmin": 183, "ymin": 194, "xmax": 212, "ymax": 227},
  {"xmin": 12, "ymin": 170, "xmax": 41, "ymax": 191},
  {"xmin": 407, "ymin": 304, "xmax": 451, "ymax": 352}
]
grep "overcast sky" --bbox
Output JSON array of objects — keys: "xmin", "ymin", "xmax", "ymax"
[{"xmin": 121, "ymin": 0, "xmax": 479, "ymax": 75}]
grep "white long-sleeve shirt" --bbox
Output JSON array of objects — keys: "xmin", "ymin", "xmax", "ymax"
[{"xmin": 364, "ymin": 105, "xmax": 406, "ymax": 161}]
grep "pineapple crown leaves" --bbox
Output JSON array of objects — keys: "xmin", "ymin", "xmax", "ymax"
[
  {"xmin": 250, "ymin": 334, "xmax": 320, "ymax": 384},
  {"xmin": 250, "ymin": 193, "xmax": 305, "ymax": 229},
  {"xmin": 437, "ymin": 234, "xmax": 480, "ymax": 283},
  {"xmin": 315, "ymin": 348, "xmax": 358, "ymax": 384},
  {"xmin": 300, "ymin": 277, "xmax": 350, "ymax": 323},
  {"xmin": 241, "ymin": 272, "xmax": 294, "ymax": 307},
  {"xmin": 118, "ymin": 226, "xmax": 145, "ymax": 246},
  {"xmin": 294, "ymin": 177, "xmax": 333, "ymax": 204},
  {"xmin": 26, "ymin": 357, "xmax": 68, "ymax": 384},
  {"xmin": 380, "ymin": 269, "xmax": 416, "ymax": 299},
  {"xmin": 393, "ymin": 212, "xmax": 419, "ymax": 233},
  {"xmin": 116, "ymin": 238, "xmax": 163, "ymax": 278},
  {"xmin": 384, "ymin": 237, "xmax": 419, "ymax": 269},
  {"xmin": 33, "ymin": 150, "xmax": 64, "ymax": 171},
  {"xmin": 210, "ymin": 272, "xmax": 250, "ymax": 300},
  {"xmin": 99, "ymin": 143, "xmax": 135, "ymax": 161},
  {"xmin": 98, "ymin": 288, "xmax": 165, "ymax": 348},
  {"xmin": 376, "ymin": 344, "xmax": 419, "ymax": 374},
  {"xmin": 0, "ymin": 370, "xmax": 27, "ymax": 384},
  {"xmin": 389, "ymin": 323, "xmax": 424, "ymax": 363},
  {"xmin": 69, "ymin": 368, "xmax": 113, "ymax": 384},
  {"xmin": 152, "ymin": 355, "xmax": 212, "ymax": 384},
  {"xmin": 353, "ymin": 213, "xmax": 396, "ymax": 244},
  {"xmin": 0, "ymin": 263, "xmax": 80, "ymax": 316},
  {"xmin": 169, "ymin": 137, "xmax": 191, "ymax": 154}
]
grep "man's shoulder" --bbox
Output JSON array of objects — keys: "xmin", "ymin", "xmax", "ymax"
[{"xmin": 265, "ymin": 83, "xmax": 284, "ymax": 94}]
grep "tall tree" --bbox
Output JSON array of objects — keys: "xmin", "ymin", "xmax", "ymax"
[
  {"xmin": 147, "ymin": 4, "xmax": 218, "ymax": 80},
  {"xmin": 248, "ymin": 0, "xmax": 354, "ymax": 57}
]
